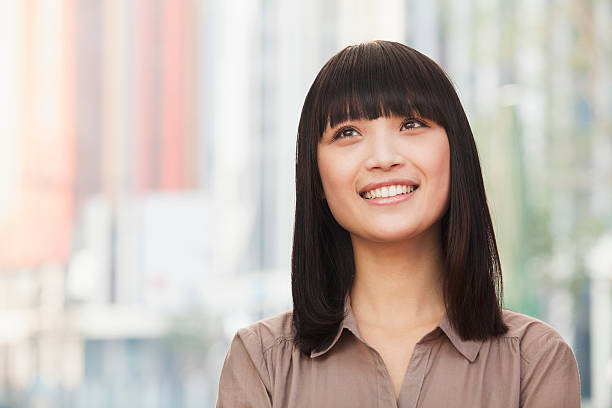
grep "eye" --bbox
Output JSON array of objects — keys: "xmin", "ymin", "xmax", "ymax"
[
  {"xmin": 401, "ymin": 118, "xmax": 428, "ymax": 130},
  {"xmin": 332, "ymin": 126, "xmax": 360, "ymax": 141}
]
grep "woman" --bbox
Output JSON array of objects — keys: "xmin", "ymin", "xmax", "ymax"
[{"xmin": 217, "ymin": 40, "xmax": 581, "ymax": 407}]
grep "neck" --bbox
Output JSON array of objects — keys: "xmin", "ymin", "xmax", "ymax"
[{"xmin": 349, "ymin": 221, "xmax": 446, "ymax": 329}]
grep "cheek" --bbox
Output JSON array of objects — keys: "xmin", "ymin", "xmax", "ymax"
[
  {"xmin": 318, "ymin": 151, "xmax": 351, "ymax": 199},
  {"xmin": 317, "ymin": 150, "xmax": 359, "ymax": 224},
  {"xmin": 317, "ymin": 151, "xmax": 335, "ymax": 195},
  {"xmin": 424, "ymin": 138, "xmax": 451, "ymax": 209}
]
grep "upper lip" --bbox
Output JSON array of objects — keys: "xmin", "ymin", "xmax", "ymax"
[{"xmin": 358, "ymin": 178, "xmax": 420, "ymax": 194}]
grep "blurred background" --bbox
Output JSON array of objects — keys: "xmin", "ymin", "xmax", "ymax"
[{"xmin": 0, "ymin": 0, "xmax": 610, "ymax": 407}]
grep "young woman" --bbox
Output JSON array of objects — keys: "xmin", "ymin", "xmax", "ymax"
[{"xmin": 217, "ymin": 40, "xmax": 581, "ymax": 407}]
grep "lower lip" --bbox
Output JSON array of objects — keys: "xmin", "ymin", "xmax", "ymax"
[{"xmin": 360, "ymin": 188, "xmax": 418, "ymax": 206}]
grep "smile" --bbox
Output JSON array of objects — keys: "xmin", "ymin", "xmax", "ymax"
[
  {"xmin": 359, "ymin": 184, "xmax": 418, "ymax": 199},
  {"xmin": 359, "ymin": 184, "xmax": 419, "ymax": 206}
]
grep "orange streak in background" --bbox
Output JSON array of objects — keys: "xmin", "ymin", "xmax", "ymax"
[
  {"xmin": 135, "ymin": 0, "xmax": 154, "ymax": 191},
  {"xmin": 160, "ymin": 0, "xmax": 185, "ymax": 190},
  {"xmin": 0, "ymin": 1, "xmax": 75, "ymax": 269}
]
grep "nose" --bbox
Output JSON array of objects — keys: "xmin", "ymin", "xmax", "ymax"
[{"xmin": 364, "ymin": 135, "xmax": 404, "ymax": 171}]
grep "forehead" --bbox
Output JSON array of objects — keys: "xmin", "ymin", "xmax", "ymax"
[
  {"xmin": 314, "ymin": 78, "xmax": 445, "ymax": 140},
  {"xmin": 323, "ymin": 113, "xmax": 420, "ymax": 130},
  {"xmin": 307, "ymin": 43, "xmax": 452, "ymax": 140},
  {"xmin": 320, "ymin": 103, "xmax": 434, "ymax": 136}
]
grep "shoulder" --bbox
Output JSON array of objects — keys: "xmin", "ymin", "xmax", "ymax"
[
  {"xmin": 500, "ymin": 308, "xmax": 571, "ymax": 363},
  {"xmin": 500, "ymin": 309, "xmax": 581, "ymax": 406},
  {"xmin": 218, "ymin": 311, "xmax": 294, "ymax": 407},
  {"xmin": 501, "ymin": 308, "xmax": 566, "ymax": 343},
  {"xmin": 237, "ymin": 310, "xmax": 296, "ymax": 354},
  {"xmin": 218, "ymin": 311, "xmax": 295, "ymax": 392}
]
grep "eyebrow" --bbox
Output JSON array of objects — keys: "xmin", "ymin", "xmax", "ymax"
[{"xmin": 328, "ymin": 115, "xmax": 418, "ymax": 129}]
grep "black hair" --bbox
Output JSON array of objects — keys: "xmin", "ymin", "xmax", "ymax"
[{"xmin": 292, "ymin": 40, "xmax": 508, "ymax": 355}]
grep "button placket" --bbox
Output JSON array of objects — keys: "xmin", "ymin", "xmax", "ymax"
[
  {"xmin": 397, "ymin": 343, "xmax": 433, "ymax": 408},
  {"xmin": 366, "ymin": 346, "xmax": 398, "ymax": 407}
]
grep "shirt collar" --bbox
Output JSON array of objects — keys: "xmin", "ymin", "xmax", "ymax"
[{"xmin": 309, "ymin": 293, "xmax": 483, "ymax": 363}]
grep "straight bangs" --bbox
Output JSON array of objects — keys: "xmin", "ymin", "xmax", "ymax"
[{"xmin": 312, "ymin": 42, "xmax": 451, "ymax": 139}]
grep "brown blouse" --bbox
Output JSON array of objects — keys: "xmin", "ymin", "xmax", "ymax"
[{"xmin": 217, "ymin": 295, "xmax": 581, "ymax": 407}]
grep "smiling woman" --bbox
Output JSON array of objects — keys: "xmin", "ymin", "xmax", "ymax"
[{"xmin": 216, "ymin": 40, "xmax": 581, "ymax": 407}]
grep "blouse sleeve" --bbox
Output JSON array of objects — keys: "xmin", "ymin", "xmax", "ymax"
[
  {"xmin": 519, "ymin": 330, "xmax": 581, "ymax": 408},
  {"xmin": 216, "ymin": 327, "xmax": 273, "ymax": 408}
]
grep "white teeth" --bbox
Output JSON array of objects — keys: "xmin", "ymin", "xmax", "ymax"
[{"xmin": 361, "ymin": 184, "xmax": 417, "ymax": 199}]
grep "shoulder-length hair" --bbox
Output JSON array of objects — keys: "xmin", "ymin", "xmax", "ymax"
[{"xmin": 292, "ymin": 40, "xmax": 508, "ymax": 355}]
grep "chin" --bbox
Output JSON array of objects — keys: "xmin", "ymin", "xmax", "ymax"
[{"xmin": 356, "ymin": 225, "xmax": 425, "ymax": 244}]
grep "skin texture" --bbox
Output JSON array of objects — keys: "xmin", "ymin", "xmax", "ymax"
[{"xmin": 317, "ymin": 114, "xmax": 451, "ymax": 399}]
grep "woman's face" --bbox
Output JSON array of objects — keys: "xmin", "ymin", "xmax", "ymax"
[{"xmin": 317, "ymin": 114, "xmax": 450, "ymax": 243}]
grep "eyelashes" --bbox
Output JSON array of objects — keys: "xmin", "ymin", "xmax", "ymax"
[
  {"xmin": 333, "ymin": 127, "xmax": 360, "ymax": 140},
  {"xmin": 401, "ymin": 118, "xmax": 429, "ymax": 130},
  {"xmin": 331, "ymin": 118, "xmax": 429, "ymax": 141}
]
